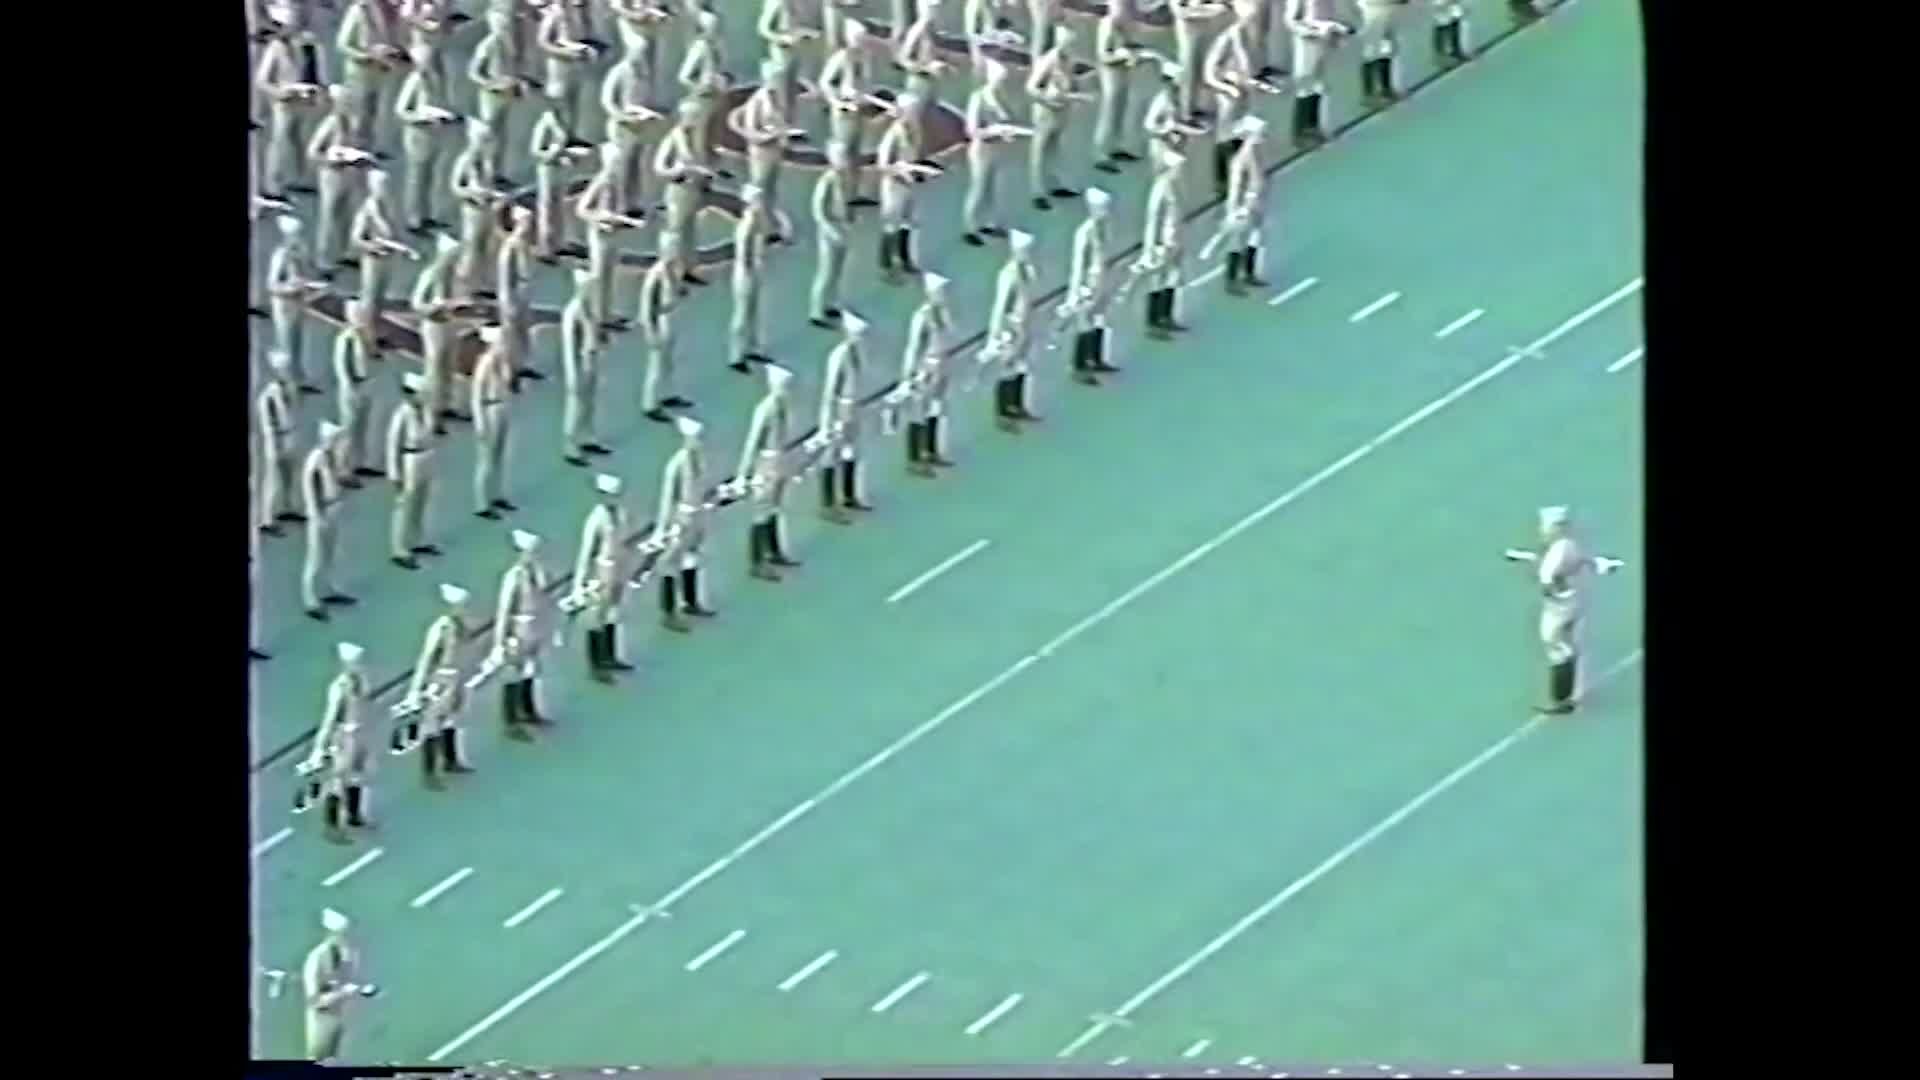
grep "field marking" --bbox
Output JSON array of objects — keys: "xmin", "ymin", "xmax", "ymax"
[
  {"xmin": 321, "ymin": 847, "xmax": 385, "ymax": 887},
  {"xmin": 1184, "ymin": 1038, "xmax": 1212, "ymax": 1058},
  {"xmin": 1108, "ymin": 1057, "xmax": 1130, "ymax": 1066},
  {"xmin": 886, "ymin": 539, "xmax": 991, "ymax": 604},
  {"xmin": 1056, "ymin": 648, "xmax": 1645, "ymax": 1059},
  {"xmin": 252, "ymin": 826, "xmax": 293, "ymax": 858},
  {"xmin": 1435, "ymin": 308, "xmax": 1485, "ymax": 339},
  {"xmin": 965, "ymin": 993, "xmax": 1025, "ymax": 1036},
  {"xmin": 1239, "ymin": 1056, "xmax": 1258, "ymax": 1066},
  {"xmin": 871, "ymin": 972, "xmax": 931, "ymax": 1013},
  {"xmin": 684, "ymin": 929, "xmax": 747, "ymax": 972},
  {"xmin": 1348, "ymin": 291, "xmax": 1402, "ymax": 322},
  {"xmin": 423, "ymin": 276, "xmax": 1643, "ymax": 1063},
  {"xmin": 1266, "ymin": 277, "xmax": 1320, "ymax": 306},
  {"xmin": 410, "ymin": 867, "xmax": 476, "ymax": 909},
  {"xmin": 778, "ymin": 949, "xmax": 839, "ymax": 991},
  {"xmin": 503, "ymin": 888, "xmax": 565, "ymax": 929},
  {"xmin": 1607, "ymin": 346, "xmax": 1643, "ymax": 373},
  {"xmin": 1185, "ymin": 266, "xmax": 1226, "ymax": 290}
]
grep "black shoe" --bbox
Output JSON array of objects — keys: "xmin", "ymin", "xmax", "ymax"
[
  {"xmin": 413, "ymin": 545, "xmax": 444, "ymax": 557},
  {"xmin": 565, "ymin": 453, "xmax": 590, "ymax": 467},
  {"xmin": 981, "ymin": 226, "xmax": 1008, "ymax": 238},
  {"xmin": 440, "ymin": 409, "xmax": 471, "ymax": 424},
  {"xmin": 477, "ymin": 507, "xmax": 501, "ymax": 519},
  {"xmin": 493, "ymin": 499, "xmax": 518, "ymax": 512},
  {"xmin": 289, "ymin": 183, "xmax": 318, "ymax": 195},
  {"xmin": 729, "ymin": 359, "xmax": 753, "ymax": 374},
  {"xmin": 850, "ymin": 196, "xmax": 879, "ymax": 208},
  {"xmin": 277, "ymin": 511, "xmax": 307, "ymax": 524},
  {"xmin": 645, "ymin": 406, "xmax": 672, "ymax": 423},
  {"xmin": 1050, "ymin": 187, "xmax": 1080, "ymax": 199},
  {"xmin": 393, "ymin": 555, "xmax": 419, "ymax": 570},
  {"xmin": 663, "ymin": 396, "xmax": 693, "ymax": 408},
  {"xmin": 322, "ymin": 594, "xmax": 357, "ymax": 606},
  {"xmin": 810, "ymin": 315, "xmax": 837, "ymax": 328},
  {"xmin": 584, "ymin": 442, "xmax": 613, "ymax": 455},
  {"xmin": 1033, "ymin": 196, "xmax": 1052, "ymax": 210},
  {"xmin": 339, "ymin": 478, "xmax": 363, "ymax": 491},
  {"xmin": 745, "ymin": 352, "xmax": 775, "ymax": 365},
  {"xmin": 516, "ymin": 367, "xmax": 547, "ymax": 381},
  {"xmin": 247, "ymin": 305, "xmax": 269, "ymax": 319},
  {"xmin": 683, "ymin": 272, "xmax": 709, "ymax": 287},
  {"xmin": 298, "ymin": 384, "xmax": 324, "ymax": 396},
  {"xmin": 1113, "ymin": 150, "xmax": 1143, "ymax": 162},
  {"xmin": 259, "ymin": 524, "xmax": 282, "ymax": 537},
  {"xmin": 964, "ymin": 231, "xmax": 985, "ymax": 246},
  {"xmin": 248, "ymin": 647, "xmax": 272, "ymax": 662},
  {"xmin": 1094, "ymin": 159, "xmax": 1121, "ymax": 174},
  {"xmin": 601, "ymin": 318, "xmax": 632, "ymax": 333},
  {"xmin": 306, "ymin": 607, "xmax": 330, "ymax": 622}
]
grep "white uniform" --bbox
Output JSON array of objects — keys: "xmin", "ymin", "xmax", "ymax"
[
  {"xmin": 467, "ymin": 19, "xmax": 522, "ymax": 182},
  {"xmin": 1142, "ymin": 164, "xmax": 1186, "ymax": 294},
  {"xmin": 538, "ymin": 2, "xmax": 593, "ymax": 137},
  {"xmin": 875, "ymin": 113, "xmax": 921, "ymax": 273},
  {"xmin": 636, "ymin": 258, "xmax": 680, "ymax": 412},
  {"xmin": 600, "ymin": 48, "xmax": 655, "ymax": 214},
  {"xmin": 349, "ymin": 183, "xmax": 405, "ymax": 343},
  {"xmin": 738, "ymin": 392, "xmax": 794, "ymax": 523},
  {"xmin": 496, "ymin": 216, "xmax": 535, "ymax": 378},
  {"xmin": 654, "ymin": 115, "xmax": 705, "ymax": 277},
  {"xmin": 308, "ymin": 664, "xmax": 375, "ymax": 832},
  {"xmin": 574, "ymin": 502, "xmax": 628, "ymax": 630},
  {"xmin": 257, "ymin": 378, "xmax": 299, "ymax": 526},
  {"xmin": 560, "ymin": 291, "xmax": 603, "ymax": 458},
  {"xmin": 729, "ymin": 204, "xmax": 770, "ymax": 363},
  {"xmin": 575, "ymin": 160, "xmax": 630, "ymax": 328},
  {"xmin": 676, "ymin": 27, "xmax": 728, "ymax": 174},
  {"xmin": 986, "ymin": 252, "xmax": 1038, "ymax": 414},
  {"xmin": 1284, "ymin": 0, "xmax": 1349, "ymax": 94},
  {"xmin": 449, "ymin": 133, "xmax": 500, "ymax": 300},
  {"xmin": 899, "ymin": 297, "xmax": 953, "ymax": 434},
  {"xmin": 302, "ymin": 935, "xmax": 362, "ymax": 1060},
  {"xmin": 337, "ymin": 1, "xmax": 398, "ymax": 151},
  {"xmin": 266, "ymin": 236, "xmax": 320, "ymax": 389},
  {"xmin": 408, "ymin": 242, "xmax": 462, "ymax": 418},
  {"xmin": 394, "ymin": 59, "xmax": 457, "ymax": 230},
  {"xmin": 1537, "ymin": 535, "xmax": 1589, "ymax": 666},
  {"xmin": 530, "ymin": 110, "xmax": 578, "ymax": 259},
  {"xmin": 257, "ymin": 36, "xmax": 317, "ymax": 197},
  {"xmin": 1169, "ymin": 0, "xmax": 1219, "ymax": 118},
  {"xmin": 817, "ymin": 38, "xmax": 870, "ymax": 202},
  {"xmin": 407, "ymin": 610, "xmax": 472, "ymax": 748},
  {"xmin": 1092, "ymin": 8, "xmax": 1140, "ymax": 162},
  {"xmin": 333, "ymin": 327, "xmax": 378, "ymax": 476},
  {"xmin": 471, "ymin": 339, "xmax": 514, "ymax": 512},
  {"xmin": 1203, "ymin": 16, "xmax": 1256, "ymax": 179},
  {"xmin": 810, "ymin": 166, "xmax": 852, "ymax": 322},
  {"xmin": 385, "ymin": 397, "xmax": 437, "ymax": 558},
  {"xmin": 493, "ymin": 553, "xmax": 554, "ymax": 688},
  {"xmin": 653, "ymin": 441, "xmax": 711, "ymax": 618},
  {"xmin": 299, "ymin": 439, "xmax": 344, "ymax": 611},
  {"xmin": 963, "ymin": 79, "xmax": 1014, "ymax": 236},
  {"xmin": 1027, "ymin": 38, "xmax": 1080, "ymax": 200},
  {"xmin": 817, "ymin": 333, "xmax": 867, "ymax": 513},
  {"xmin": 734, "ymin": 83, "xmax": 794, "ymax": 229}
]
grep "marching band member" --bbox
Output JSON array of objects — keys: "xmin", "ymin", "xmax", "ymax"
[
  {"xmin": 1432, "ymin": 0, "xmax": 1470, "ymax": 65},
  {"xmin": 301, "ymin": 419, "xmax": 356, "ymax": 620},
  {"xmin": 336, "ymin": 0, "xmax": 403, "ymax": 154},
  {"xmin": 821, "ymin": 0, "xmax": 866, "ymax": 80},
  {"xmin": 1027, "ymin": 25, "xmax": 1087, "ymax": 210},
  {"xmin": 258, "ymin": 349, "xmax": 303, "ymax": 536},
  {"xmin": 532, "ymin": 106, "xmax": 594, "ymax": 263},
  {"xmin": 739, "ymin": 363, "xmax": 802, "ymax": 581},
  {"xmin": 757, "ymin": 0, "xmax": 816, "ymax": 112},
  {"xmin": 895, "ymin": 0, "xmax": 947, "ymax": 152},
  {"xmin": 611, "ymin": 0, "xmax": 673, "ymax": 105},
  {"xmin": 875, "ymin": 92, "xmax": 932, "ymax": 282},
  {"xmin": 561, "ymin": 267, "xmax": 612, "ymax": 465},
  {"xmin": 574, "ymin": 474, "xmax": 637, "ymax": 681},
  {"xmin": 1249, "ymin": 0, "xmax": 1285, "ymax": 81},
  {"xmin": 472, "ymin": 326, "xmax": 517, "ymax": 518},
  {"xmin": 809, "ymin": 140, "xmax": 854, "ymax": 328},
  {"xmin": 1207, "ymin": 115, "xmax": 1272, "ymax": 293},
  {"xmin": 817, "ymin": 18, "xmax": 875, "ymax": 210},
  {"xmin": 307, "ymin": 85, "xmax": 375, "ymax": 273},
  {"xmin": 1284, "ymin": 0, "xmax": 1354, "ymax": 145},
  {"xmin": 394, "ymin": 40, "xmax": 461, "ymax": 234},
  {"xmin": 730, "ymin": 57, "xmax": 801, "ymax": 242},
  {"xmin": 638, "ymin": 241, "xmax": 690, "ymax": 422},
  {"xmin": 1170, "ymin": 0, "xmax": 1227, "ymax": 121},
  {"xmin": 677, "ymin": 9, "xmax": 732, "ymax": 181},
  {"xmin": 266, "ymin": 216, "xmax": 327, "ymax": 394},
  {"xmin": 468, "ymin": 8, "xmax": 527, "ymax": 184},
  {"xmin": 1204, "ymin": 0, "xmax": 1265, "ymax": 198},
  {"xmin": 251, "ymin": 472, "xmax": 270, "ymax": 662},
  {"xmin": 963, "ymin": 59, "xmax": 1021, "ymax": 246},
  {"xmin": 402, "ymin": 583, "xmax": 478, "ymax": 784},
  {"xmin": 1356, "ymin": 0, "xmax": 1406, "ymax": 104},
  {"xmin": 449, "ymin": 119, "xmax": 504, "ymax": 302},
  {"xmin": 386, "ymin": 371, "xmax": 441, "ymax": 568},
  {"xmin": 655, "ymin": 99, "xmax": 713, "ymax": 286},
  {"xmin": 1143, "ymin": 61, "xmax": 1206, "ymax": 170},
  {"xmin": 1506, "ymin": 507, "xmax": 1625, "ymax": 714},
  {"xmin": 1063, "ymin": 186, "xmax": 1121, "ymax": 380},
  {"xmin": 985, "ymin": 229, "xmax": 1042, "ymax": 430},
  {"xmin": 1093, "ymin": 0, "xmax": 1149, "ymax": 173},
  {"xmin": 304, "ymin": 908, "xmax": 374, "ymax": 1060},
  {"xmin": 728, "ymin": 184, "xmax": 775, "ymax": 373},
  {"xmin": 332, "ymin": 306, "xmax": 383, "ymax": 482},
  {"xmin": 577, "ymin": 142, "xmax": 646, "ymax": 332},
  {"xmin": 409, "ymin": 233, "xmax": 466, "ymax": 425},
  {"xmin": 818, "ymin": 311, "xmax": 874, "ymax": 522},
  {"xmin": 1028, "ymin": 0, "xmax": 1064, "ymax": 59},
  {"xmin": 306, "ymin": 641, "xmax": 375, "ymax": 843},
  {"xmin": 898, "ymin": 272, "xmax": 958, "ymax": 475},
  {"xmin": 493, "ymin": 529, "xmax": 558, "ymax": 733},
  {"xmin": 654, "ymin": 416, "xmax": 719, "ymax": 632},
  {"xmin": 497, "ymin": 206, "xmax": 541, "ymax": 384},
  {"xmin": 602, "ymin": 20, "xmax": 662, "ymax": 217},
  {"xmin": 349, "ymin": 169, "xmax": 414, "ymax": 346},
  {"xmin": 965, "ymin": 0, "xmax": 1020, "ymax": 78},
  {"xmin": 537, "ymin": 0, "xmax": 597, "ymax": 141},
  {"xmin": 257, "ymin": 12, "xmax": 323, "ymax": 200},
  {"xmin": 1139, "ymin": 147, "xmax": 1190, "ymax": 338},
  {"xmin": 890, "ymin": 0, "xmax": 919, "ymax": 55},
  {"xmin": 400, "ymin": 0, "xmax": 455, "ymax": 96}
]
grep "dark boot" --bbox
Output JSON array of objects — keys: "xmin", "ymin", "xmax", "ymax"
[
  {"xmin": 322, "ymin": 793, "xmax": 351, "ymax": 844},
  {"xmin": 1162, "ymin": 290, "xmax": 1188, "ymax": 332},
  {"xmin": 1537, "ymin": 660, "xmax": 1578, "ymax": 714},
  {"xmin": 345, "ymin": 784, "xmax": 372, "ymax": 828},
  {"xmin": 767, "ymin": 518, "xmax": 801, "ymax": 567},
  {"xmin": 1214, "ymin": 140, "xmax": 1238, "ymax": 200},
  {"xmin": 661, "ymin": 574, "xmax": 690, "ymax": 632},
  {"xmin": 1291, "ymin": 95, "xmax": 1313, "ymax": 142},
  {"xmin": 503, "ymin": 682, "xmax": 534, "ymax": 740},
  {"xmin": 519, "ymin": 680, "xmax": 552, "ymax": 727},
  {"xmin": 842, "ymin": 461, "xmax": 872, "ymax": 510},
  {"xmin": 605, "ymin": 625, "xmax": 635, "ymax": 671},
  {"xmin": 1090, "ymin": 327, "xmax": 1120, "ymax": 372},
  {"xmin": 907, "ymin": 423, "xmax": 934, "ymax": 475},
  {"xmin": 421, "ymin": 730, "xmax": 445, "ymax": 789},
  {"xmin": 750, "ymin": 520, "xmax": 779, "ymax": 579},
  {"xmin": 926, "ymin": 417, "xmax": 955, "ymax": 466},
  {"xmin": 896, "ymin": 230, "xmax": 918, "ymax": 273},
  {"xmin": 994, "ymin": 379, "xmax": 1019, "ymax": 430},
  {"xmin": 1072, "ymin": 331, "xmax": 1100, "ymax": 383},
  {"xmin": 1225, "ymin": 251, "xmax": 1248, "ymax": 295},
  {"xmin": 821, "ymin": 467, "xmax": 851, "ymax": 521},
  {"xmin": 1012, "ymin": 373, "xmax": 1040, "ymax": 420},
  {"xmin": 1146, "ymin": 290, "xmax": 1169, "ymax": 338},
  {"xmin": 440, "ymin": 729, "xmax": 474, "ymax": 773},
  {"xmin": 587, "ymin": 627, "xmax": 615, "ymax": 682},
  {"xmin": 1242, "ymin": 246, "xmax": 1270, "ymax": 287},
  {"xmin": 682, "ymin": 567, "xmax": 715, "ymax": 617}
]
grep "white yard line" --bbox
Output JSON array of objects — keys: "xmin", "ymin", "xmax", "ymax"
[
  {"xmin": 683, "ymin": 929, "xmax": 746, "ymax": 972},
  {"xmin": 1108, "ymin": 1057, "xmax": 1131, "ymax": 1066},
  {"xmin": 1184, "ymin": 1038, "xmax": 1212, "ymax": 1058},
  {"xmin": 1435, "ymin": 308, "xmax": 1485, "ymax": 339},
  {"xmin": 1184, "ymin": 265, "xmax": 1227, "ymax": 290},
  {"xmin": 410, "ymin": 867, "xmax": 476, "ymax": 909},
  {"xmin": 871, "ymin": 972, "xmax": 931, "ymax": 1013},
  {"xmin": 1348, "ymin": 291, "xmax": 1402, "ymax": 322},
  {"xmin": 321, "ymin": 847, "xmax": 385, "ymax": 888},
  {"xmin": 965, "ymin": 993, "xmax": 1025, "ymax": 1036},
  {"xmin": 777, "ymin": 949, "xmax": 838, "ymax": 991},
  {"xmin": 252, "ymin": 826, "xmax": 293, "ymax": 859},
  {"xmin": 424, "ymin": 277, "xmax": 1644, "ymax": 1064},
  {"xmin": 1266, "ymin": 277, "xmax": 1320, "ymax": 307},
  {"xmin": 886, "ymin": 539, "xmax": 991, "ymax": 604},
  {"xmin": 502, "ymin": 888, "xmax": 565, "ymax": 929},
  {"xmin": 1056, "ymin": 648, "xmax": 1645, "ymax": 1059},
  {"xmin": 1607, "ymin": 346, "xmax": 1644, "ymax": 373}
]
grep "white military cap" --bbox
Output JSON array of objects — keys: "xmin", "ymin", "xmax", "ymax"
[
  {"xmin": 572, "ymin": 267, "xmax": 594, "ymax": 286},
  {"xmin": 1086, "ymin": 187, "xmax": 1111, "ymax": 209},
  {"xmin": 924, "ymin": 272, "xmax": 950, "ymax": 293},
  {"xmin": 1162, "ymin": 149, "xmax": 1187, "ymax": 167},
  {"xmin": 741, "ymin": 183, "xmax": 764, "ymax": 205},
  {"xmin": 512, "ymin": 529, "xmax": 541, "ymax": 552},
  {"xmin": 1159, "ymin": 61, "xmax": 1182, "ymax": 79},
  {"xmin": 336, "ymin": 642, "xmax": 364, "ymax": 664},
  {"xmin": 984, "ymin": 58, "xmax": 1008, "ymax": 81},
  {"xmin": 321, "ymin": 908, "xmax": 350, "ymax": 932},
  {"xmin": 328, "ymin": 83, "xmax": 350, "ymax": 102},
  {"xmin": 1235, "ymin": 116, "xmax": 1267, "ymax": 139},
  {"xmin": 1010, "ymin": 229, "xmax": 1035, "ymax": 253},
  {"xmin": 468, "ymin": 117, "xmax": 490, "ymax": 140},
  {"xmin": 401, "ymin": 371, "xmax": 426, "ymax": 393},
  {"xmin": 846, "ymin": 18, "xmax": 867, "ymax": 38},
  {"xmin": 436, "ymin": 233, "xmax": 460, "ymax": 255},
  {"xmin": 695, "ymin": 9, "xmax": 718, "ymax": 30},
  {"xmin": 277, "ymin": 215, "xmax": 303, "ymax": 237},
  {"xmin": 675, "ymin": 416, "xmax": 704, "ymax": 438},
  {"xmin": 601, "ymin": 141, "xmax": 621, "ymax": 165},
  {"xmin": 595, "ymin": 473, "xmax": 623, "ymax": 495},
  {"xmin": 440, "ymin": 583, "xmax": 469, "ymax": 606},
  {"xmin": 368, "ymin": 168, "xmax": 389, "ymax": 188},
  {"xmin": 843, "ymin": 311, "xmax": 869, "ymax": 336},
  {"xmin": 765, "ymin": 363, "xmax": 793, "ymax": 390},
  {"xmin": 267, "ymin": 347, "xmax": 292, "ymax": 369},
  {"xmin": 318, "ymin": 419, "xmax": 341, "ymax": 439},
  {"xmin": 1539, "ymin": 506, "xmax": 1571, "ymax": 530},
  {"xmin": 478, "ymin": 325, "xmax": 504, "ymax": 344}
]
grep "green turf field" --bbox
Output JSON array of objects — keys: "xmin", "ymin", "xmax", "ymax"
[{"xmin": 249, "ymin": 0, "xmax": 1644, "ymax": 1065}]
